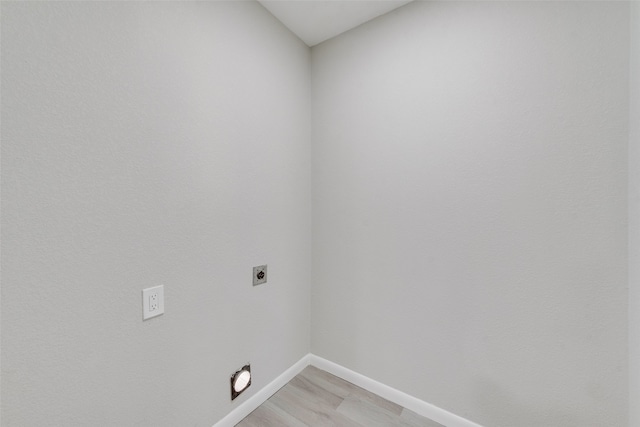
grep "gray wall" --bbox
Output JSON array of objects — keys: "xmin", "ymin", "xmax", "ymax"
[
  {"xmin": 629, "ymin": 2, "xmax": 640, "ymax": 426},
  {"xmin": 2, "ymin": 1, "xmax": 635, "ymax": 426},
  {"xmin": 1, "ymin": 2, "xmax": 311, "ymax": 426},
  {"xmin": 311, "ymin": 2, "xmax": 629, "ymax": 426}
]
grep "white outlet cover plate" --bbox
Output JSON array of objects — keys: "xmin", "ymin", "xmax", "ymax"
[{"xmin": 142, "ymin": 285, "xmax": 164, "ymax": 320}]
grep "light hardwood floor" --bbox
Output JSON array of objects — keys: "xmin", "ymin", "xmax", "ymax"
[{"xmin": 236, "ymin": 365, "xmax": 445, "ymax": 427}]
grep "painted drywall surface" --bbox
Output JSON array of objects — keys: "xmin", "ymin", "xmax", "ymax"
[
  {"xmin": 1, "ymin": 2, "xmax": 311, "ymax": 426},
  {"xmin": 259, "ymin": 0, "xmax": 413, "ymax": 46},
  {"xmin": 311, "ymin": 2, "xmax": 629, "ymax": 426},
  {"xmin": 629, "ymin": 3, "xmax": 640, "ymax": 426}
]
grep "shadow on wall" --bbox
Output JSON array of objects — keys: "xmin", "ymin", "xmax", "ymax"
[{"xmin": 473, "ymin": 379, "xmax": 593, "ymax": 427}]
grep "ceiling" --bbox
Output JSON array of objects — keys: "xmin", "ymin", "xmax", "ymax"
[{"xmin": 258, "ymin": 0, "xmax": 414, "ymax": 47}]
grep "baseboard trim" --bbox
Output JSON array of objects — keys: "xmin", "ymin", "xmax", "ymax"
[
  {"xmin": 212, "ymin": 353, "xmax": 482, "ymax": 427},
  {"xmin": 309, "ymin": 355, "xmax": 483, "ymax": 427},
  {"xmin": 212, "ymin": 353, "xmax": 311, "ymax": 427}
]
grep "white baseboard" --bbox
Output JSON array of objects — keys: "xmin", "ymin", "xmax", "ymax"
[
  {"xmin": 212, "ymin": 354, "xmax": 311, "ymax": 427},
  {"xmin": 309, "ymin": 355, "xmax": 483, "ymax": 427},
  {"xmin": 212, "ymin": 353, "xmax": 482, "ymax": 427}
]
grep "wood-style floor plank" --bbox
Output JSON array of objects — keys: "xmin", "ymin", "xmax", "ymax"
[
  {"xmin": 336, "ymin": 395, "xmax": 417, "ymax": 427},
  {"xmin": 268, "ymin": 383, "xmax": 361, "ymax": 427},
  {"xmin": 288, "ymin": 374, "xmax": 344, "ymax": 409},
  {"xmin": 299, "ymin": 366, "xmax": 404, "ymax": 416},
  {"xmin": 235, "ymin": 366, "xmax": 444, "ymax": 427},
  {"xmin": 262, "ymin": 400, "xmax": 308, "ymax": 427},
  {"xmin": 401, "ymin": 408, "xmax": 446, "ymax": 427}
]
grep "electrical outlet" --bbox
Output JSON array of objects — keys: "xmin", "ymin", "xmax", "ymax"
[
  {"xmin": 142, "ymin": 285, "xmax": 164, "ymax": 320},
  {"xmin": 150, "ymin": 293, "xmax": 158, "ymax": 311},
  {"xmin": 253, "ymin": 265, "xmax": 267, "ymax": 286}
]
